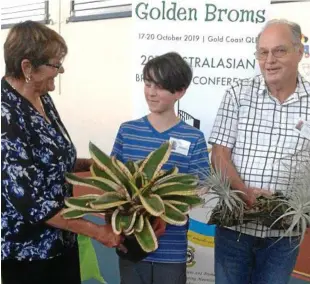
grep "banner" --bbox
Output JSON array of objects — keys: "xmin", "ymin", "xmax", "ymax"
[
  {"xmin": 133, "ymin": 0, "xmax": 271, "ymax": 137},
  {"xmin": 133, "ymin": 0, "xmax": 270, "ymax": 283}
]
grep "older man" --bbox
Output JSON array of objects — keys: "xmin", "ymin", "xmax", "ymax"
[{"xmin": 209, "ymin": 19, "xmax": 310, "ymax": 284}]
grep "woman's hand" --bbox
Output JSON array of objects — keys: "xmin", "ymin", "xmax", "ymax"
[
  {"xmin": 47, "ymin": 212, "xmax": 127, "ymax": 252},
  {"xmin": 93, "ymin": 224, "xmax": 122, "ymax": 247}
]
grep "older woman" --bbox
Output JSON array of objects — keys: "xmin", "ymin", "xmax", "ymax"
[{"xmin": 1, "ymin": 21, "xmax": 121, "ymax": 284}]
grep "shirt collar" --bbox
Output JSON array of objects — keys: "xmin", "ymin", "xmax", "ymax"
[
  {"xmin": 296, "ymin": 73, "xmax": 310, "ymax": 99},
  {"xmin": 257, "ymin": 73, "xmax": 310, "ymax": 100}
]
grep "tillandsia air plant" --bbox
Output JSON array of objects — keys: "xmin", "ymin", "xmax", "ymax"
[
  {"xmin": 201, "ymin": 168, "xmax": 246, "ymax": 227},
  {"xmin": 270, "ymin": 159, "xmax": 310, "ymax": 242},
  {"xmin": 62, "ymin": 141, "xmax": 204, "ymax": 252},
  {"xmin": 203, "ymin": 160, "xmax": 310, "ymax": 243}
]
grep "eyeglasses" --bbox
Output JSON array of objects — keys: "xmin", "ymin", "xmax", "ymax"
[
  {"xmin": 44, "ymin": 63, "xmax": 63, "ymax": 70},
  {"xmin": 254, "ymin": 46, "xmax": 297, "ymax": 60}
]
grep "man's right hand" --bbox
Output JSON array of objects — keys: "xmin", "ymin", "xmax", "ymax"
[{"xmin": 241, "ymin": 187, "xmax": 272, "ymax": 208}]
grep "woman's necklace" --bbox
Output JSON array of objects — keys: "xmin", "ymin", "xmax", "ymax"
[{"xmin": 39, "ymin": 98, "xmax": 51, "ymax": 124}]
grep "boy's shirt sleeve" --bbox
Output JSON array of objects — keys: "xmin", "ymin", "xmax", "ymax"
[
  {"xmin": 188, "ymin": 134, "xmax": 210, "ymax": 181},
  {"xmin": 111, "ymin": 125, "xmax": 124, "ymax": 162}
]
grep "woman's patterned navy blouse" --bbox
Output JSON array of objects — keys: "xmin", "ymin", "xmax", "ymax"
[{"xmin": 1, "ymin": 78, "xmax": 77, "ymax": 261}]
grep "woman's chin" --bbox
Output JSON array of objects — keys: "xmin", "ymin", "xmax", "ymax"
[{"xmin": 47, "ymin": 84, "xmax": 56, "ymax": 92}]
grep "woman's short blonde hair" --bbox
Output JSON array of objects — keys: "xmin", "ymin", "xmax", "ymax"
[{"xmin": 4, "ymin": 20, "xmax": 68, "ymax": 78}]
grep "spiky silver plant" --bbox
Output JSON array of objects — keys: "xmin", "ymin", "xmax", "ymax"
[
  {"xmin": 202, "ymin": 162, "xmax": 310, "ymax": 242},
  {"xmin": 271, "ymin": 160, "xmax": 310, "ymax": 242},
  {"xmin": 200, "ymin": 168, "xmax": 246, "ymax": 227},
  {"xmin": 62, "ymin": 141, "xmax": 203, "ymax": 252}
]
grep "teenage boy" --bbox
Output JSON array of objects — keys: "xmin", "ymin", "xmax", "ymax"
[{"xmin": 111, "ymin": 52, "xmax": 209, "ymax": 284}]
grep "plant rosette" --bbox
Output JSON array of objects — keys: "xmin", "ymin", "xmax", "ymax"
[{"xmin": 62, "ymin": 141, "xmax": 204, "ymax": 255}]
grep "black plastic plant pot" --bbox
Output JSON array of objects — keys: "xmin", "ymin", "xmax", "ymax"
[
  {"xmin": 116, "ymin": 216, "xmax": 156, "ymax": 262},
  {"xmin": 116, "ymin": 235, "xmax": 149, "ymax": 263}
]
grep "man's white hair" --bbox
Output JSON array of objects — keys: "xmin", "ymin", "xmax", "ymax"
[{"xmin": 256, "ymin": 19, "xmax": 302, "ymax": 49}]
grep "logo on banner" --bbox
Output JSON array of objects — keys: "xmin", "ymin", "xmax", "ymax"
[
  {"xmin": 187, "ymin": 246, "xmax": 196, "ymax": 267},
  {"xmin": 302, "ymin": 34, "xmax": 309, "ymax": 58}
]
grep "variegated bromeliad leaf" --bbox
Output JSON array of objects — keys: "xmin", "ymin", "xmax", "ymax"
[{"xmin": 62, "ymin": 141, "xmax": 203, "ymax": 253}]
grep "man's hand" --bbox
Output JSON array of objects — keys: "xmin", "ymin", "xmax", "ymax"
[
  {"xmin": 152, "ymin": 217, "xmax": 166, "ymax": 238},
  {"xmin": 241, "ymin": 187, "xmax": 272, "ymax": 208}
]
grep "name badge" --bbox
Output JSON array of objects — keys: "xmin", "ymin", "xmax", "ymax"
[
  {"xmin": 169, "ymin": 137, "xmax": 191, "ymax": 156},
  {"xmin": 294, "ymin": 118, "xmax": 310, "ymax": 140}
]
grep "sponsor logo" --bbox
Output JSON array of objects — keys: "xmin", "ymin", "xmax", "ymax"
[
  {"xmin": 187, "ymin": 246, "xmax": 196, "ymax": 267},
  {"xmin": 302, "ymin": 34, "xmax": 309, "ymax": 58}
]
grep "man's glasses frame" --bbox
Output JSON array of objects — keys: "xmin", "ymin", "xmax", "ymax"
[{"xmin": 254, "ymin": 44, "xmax": 299, "ymax": 60}]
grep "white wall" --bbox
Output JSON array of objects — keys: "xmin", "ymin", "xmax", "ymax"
[
  {"xmin": 0, "ymin": 0, "xmax": 132, "ymax": 157},
  {"xmin": 55, "ymin": 17, "xmax": 132, "ymax": 157}
]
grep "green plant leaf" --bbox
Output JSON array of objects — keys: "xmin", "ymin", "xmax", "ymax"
[
  {"xmin": 90, "ymin": 164, "xmax": 113, "ymax": 181},
  {"xmin": 125, "ymin": 161, "xmax": 139, "ymax": 175},
  {"xmin": 134, "ymin": 214, "xmax": 144, "ymax": 233},
  {"xmin": 154, "ymin": 173, "xmax": 198, "ymax": 187},
  {"xmin": 111, "ymin": 156, "xmax": 132, "ymax": 200},
  {"xmin": 164, "ymin": 201, "xmax": 190, "ymax": 214},
  {"xmin": 65, "ymin": 173, "xmax": 125, "ymax": 194},
  {"xmin": 90, "ymin": 192, "xmax": 129, "ymax": 210},
  {"xmin": 113, "ymin": 157, "xmax": 133, "ymax": 180},
  {"xmin": 135, "ymin": 159, "xmax": 144, "ymax": 168},
  {"xmin": 111, "ymin": 209, "xmax": 122, "ymax": 235},
  {"xmin": 152, "ymin": 166, "xmax": 179, "ymax": 183},
  {"xmin": 139, "ymin": 142, "xmax": 171, "ymax": 181},
  {"xmin": 124, "ymin": 228, "xmax": 135, "ymax": 236},
  {"xmin": 160, "ymin": 203, "xmax": 188, "ymax": 226},
  {"xmin": 134, "ymin": 171, "xmax": 149, "ymax": 189},
  {"xmin": 162, "ymin": 195, "xmax": 203, "ymax": 207},
  {"xmin": 89, "ymin": 142, "xmax": 122, "ymax": 185},
  {"xmin": 126, "ymin": 180, "xmax": 140, "ymax": 197},
  {"xmin": 134, "ymin": 217, "xmax": 158, "ymax": 253},
  {"xmin": 153, "ymin": 182, "xmax": 198, "ymax": 197},
  {"xmin": 139, "ymin": 194, "xmax": 165, "ymax": 216},
  {"xmin": 121, "ymin": 211, "xmax": 138, "ymax": 233},
  {"xmin": 140, "ymin": 168, "xmax": 182, "ymax": 197},
  {"xmin": 65, "ymin": 195, "xmax": 100, "ymax": 211},
  {"xmin": 111, "ymin": 156, "xmax": 133, "ymax": 183},
  {"xmin": 61, "ymin": 208, "xmax": 87, "ymax": 219}
]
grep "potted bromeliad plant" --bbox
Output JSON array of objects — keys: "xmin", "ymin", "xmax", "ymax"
[
  {"xmin": 62, "ymin": 141, "xmax": 203, "ymax": 261},
  {"xmin": 203, "ymin": 161, "xmax": 310, "ymax": 243}
]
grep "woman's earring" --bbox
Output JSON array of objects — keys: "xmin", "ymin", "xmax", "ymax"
[{"xmin": 25, "ymin": 76, "xmax": 31, "ymax": 83}]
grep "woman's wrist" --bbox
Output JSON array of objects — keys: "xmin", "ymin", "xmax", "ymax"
[{"xmin": 46, "ymin": 210, "xmax": 99, "ymax": 237}]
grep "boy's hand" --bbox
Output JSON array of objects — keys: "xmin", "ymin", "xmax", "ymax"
[{"xmin": 152, "ymin": 217, "xmax": 166, "ymax": 238}]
